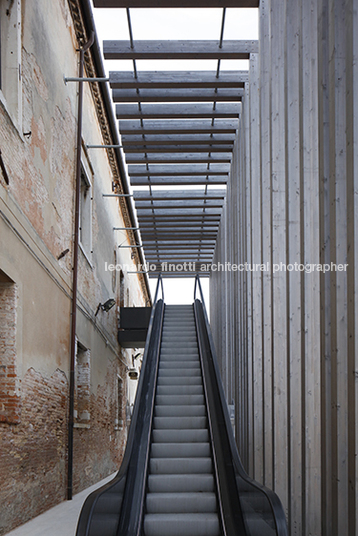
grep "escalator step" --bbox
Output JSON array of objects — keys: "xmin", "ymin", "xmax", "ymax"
[
  {"xmin": 146, "ymin": 492, "xmax": 217, "ymax": 514},
  {"xmin": 155, "ymin": 404, "xmax": 206, "ymax": 417},
  {"xmin": 159, "ymin": 361, "xmax": 200, "ymax": 369},
  {"xmin": 161, "ymin": 339, "xmax": 197, "ymax": 344},
  {"xmin": 159, "ymin": 353, "xmax": 199, "ymax": 360},
  {"xmin": 158, "ymin": 368, "xmax": 201, "ymax": 378},
  {"xmin": 157, "ymin": 376, "xmax": 202, "ymax": 386},
  {"xmin": 149, "ymin": 456, "xmax": 212, "ymax": 474},
  {"xmin": 144, "ymin": 513, "xmax": 220, "ymax": 536},
  {"xmin": 152, "ymin": 429, "xmax": 209, "ymax": 443},
  {"xmin": 151, "ymin": 442, "xmax": 211, "ymax": 458},
  {"xmin": 155, "ymin": 394, "xmax": 205, "ymax": 406},
  {"xmin": 148, "ymin": 473, "xmax": 215, "ymax": 493},
  {"xmin": 156, "ymin": 385, "xmax": 203, "ymax": 396},
  {"xmin": 153, "ymin": 415, "xmax": 207, "ymax": 429},
  {"xmin": 161, "ymin": 341, "xmax": 198, "ymax": 354}
]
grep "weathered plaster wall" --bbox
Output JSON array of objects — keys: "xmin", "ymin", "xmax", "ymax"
[
  {"xmin": 0, "ymin": 0, "xmax": 147, "ymax": 533},
  {"xmin": 210, "ymin": 1, "xmax": 358, "ymax": 534}
]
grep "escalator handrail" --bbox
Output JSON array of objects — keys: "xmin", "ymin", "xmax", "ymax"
[
  {"xmin": 115, "ymin": 299, "xmax": 164, "ymax": 536},
  {"xmin": 194, "ymin": 275, "xmax": 288, "ymax": 536},
  {"xmin": 194, "ymin": 300, "xmax": 247, "ymax": 536},
  {"xmin": 76, "ymin": 276, "xmax": 164, "ymax": 536}
]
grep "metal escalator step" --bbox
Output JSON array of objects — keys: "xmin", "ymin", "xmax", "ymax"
[
  {"xmin": 152, "ymin": 428, "xmax": 209, "ymax": 443},
  {"xmin": 162, "ymin": 324, "xmax": 195, "ymax": 330},
  {"xmin": 161, "ymin": 339, "xmax": 197, "ymax": 345},
  {"xmin": 146, "ymin": 492, "xmax": 217, "ymax": 514},
  {"xmin": 149, "ymin": 456, "xmax": 212, "ymax": 474},
  {"xmin": 162, "ymin": 336, "xmax": 197, "ymax": 342},
  {"xmin": 164, "ymin": 320, "xmax": 194, "ymax": 323},
  {"xmin": 155, "ymin": 394, "xmax": 205, "ymax": 406},
  {"xmin": 158, "ymin": 368, "xmax": 201, "ymax": 378},
  {"xmin": 151, "ymin": 442, "xmax": 211, "ymax": 458},
  {"xmin": 164, "ymin": 314, "xmax": 194, "ymax": 318},
  {"xmin": 153, "ymin": 415, "xmax": 207, "ymax": 429},
  {"xmin": 155, "ymin": 404, "xmax": 206, "ymax": 417},
  {"xmin": 156, "ymin": 385, "xmax": 203, "ymax": 396},
  {"xmin": 159, "ymin": 353, "xmax": 199, "ymax": 360},
  {"xmin": 163, "ymin": 326, "xmax": 195, "ymax": 330},
  {"xmin": 165, "ymin": 310, "xmax": 194, "ymax": 313},
  {"xmin": 160, "ymin": 348, "xmax": 198, "ymax": 355},
  {"xmin": 144, "ymin": 512, "xmax": 220, "ymax": 536},
  {"xmin": 159, "ymin": 361, "xmax": 200, "ymax": 369},
  {"xmin": 147, "ymin": 473, "xmax": 215, "ymax": 493},
  {"xmin": 157, "ymin": 376, "xmax": 202, "ymax": 386}
]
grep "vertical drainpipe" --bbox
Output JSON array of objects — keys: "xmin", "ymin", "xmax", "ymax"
[{"xmin": 67, "ymin": 31, "xmax": 94, "ymax": 501}]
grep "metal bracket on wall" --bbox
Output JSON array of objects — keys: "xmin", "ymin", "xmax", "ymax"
[
  {"xmin": 87, "ymin": 144, "xmax": 123, "ymax": 148},
  {"xmin": 64, "ymin": 76, "xmax": 109, "ymax": 84},
  {"xmin": 114, "ymin": 227, "xmax": 140, "ymax": 230},
  {"xmin": 103, "ymin": 193, "xmax": 133, "ymax": 197},
  {"xmin": 118, "ymin": 244, "xmax": 143, "ymax": 248}
]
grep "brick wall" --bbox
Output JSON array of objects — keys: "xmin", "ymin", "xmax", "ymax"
[
  {"xmin": 0, "ymin": 368, "xmax": 68, "ymax": 535},
  {"xmin": 0, "ymin": 358, "xmax": 127, "ymax": 534},
  {"xmin": 72, "ymin": 358, "xmax": 127, "ymax": 494}
]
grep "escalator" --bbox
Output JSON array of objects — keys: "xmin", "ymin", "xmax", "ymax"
[
  {"xmin": 145, "ymin": 304, "xmax": 219, "ymax": 536},
  {"xmin": 76, "ymin": 277, "xmax": 288, "ymax": 536}
]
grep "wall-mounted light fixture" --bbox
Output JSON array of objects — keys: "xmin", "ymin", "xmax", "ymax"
[
  {"xmin": 95, "ymin": 298, "xmax": 116, "ymax": 316},
  {"xmin": 128, "ymin": 368, "xmax": 139, "ymax": 380},
  {"xmin": 132, "ymin": 352, "xmax": 141, "ymax": 367}
]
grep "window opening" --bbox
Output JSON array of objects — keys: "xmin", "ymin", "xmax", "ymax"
[{"xmin": 0, "ymin": 270, "xmax": 20, "ymax": 424}]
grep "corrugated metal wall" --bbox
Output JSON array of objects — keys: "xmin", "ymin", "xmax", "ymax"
[{"xmin": 209, "ymin": 1, "xmax": 358, "ymax": 534}]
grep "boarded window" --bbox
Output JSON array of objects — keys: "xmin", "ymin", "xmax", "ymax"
[
  {"xmin": 0, "ymin": 0, "xmax": 22, "ymax": 125},
  {"xmin": 75, "ymin": 341, "xmax": 91, "ymax": 423},
  {"xmin": 119, "ymin": 270, "xmax": 125, "ymax": 308},
  {"xmin": 0, "ymin": 270, "xmax": 20, "ymax": 423},
  {"xmin": 79, "ymin": 166, "xmax": 92, "ymax": 257},
  {"xmin": 115, "ymin": 376, "xmax": 124, "ymax": 430}
]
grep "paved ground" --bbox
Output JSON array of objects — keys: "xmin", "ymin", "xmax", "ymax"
[{"xmin": 5, "ymin": 473, "xmax": 117, "ymax": 536}]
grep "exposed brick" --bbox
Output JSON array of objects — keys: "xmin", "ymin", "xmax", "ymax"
[
  {"xmin": 0, "ymin": 358, "xmax": 128, "ymax": 535},
  {"xmin": 72, "ymin": 358, "xmax": 127, "ymax": 494},
  {"xmin": 0, "ymin": 368, "xmax": 68, "ymax": 535}
]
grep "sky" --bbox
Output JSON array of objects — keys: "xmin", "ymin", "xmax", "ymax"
[{"xmin": 92, "ymin": 3, "xmax": 258, "ymax": 305}]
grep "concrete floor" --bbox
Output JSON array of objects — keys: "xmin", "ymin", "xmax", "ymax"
[{"xmin": 5, "ymin": 473, "xmax": 117, "ymax": 536}]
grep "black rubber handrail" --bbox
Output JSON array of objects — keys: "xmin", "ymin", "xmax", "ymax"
[
  {"xmin": 115, "ymin": 299, "xmax": 164, "ymax": 536},
  {"xmin": 194, "ymin": 299, "xmax": 247, "ymax": 536},
  {"xmin": 76, "ymin": 276, "xmax": 164, "ymax": 536},
  {"xmin": 194, "ymin": 275, "xmax": 288, "ymax": 536}
]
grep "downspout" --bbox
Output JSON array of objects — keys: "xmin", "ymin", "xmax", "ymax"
[{"xmin": 67, "ymin": 31, "xmax": 95, "ymax": 501}]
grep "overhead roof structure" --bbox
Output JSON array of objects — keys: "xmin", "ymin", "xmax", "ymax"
[
  {"xmin": 94, "ymin": 1, "xmax": 259, "ymax": 6},
  {"xmin": 93, "ymin": 3, "xmax": 258, "ymax": 276}
]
